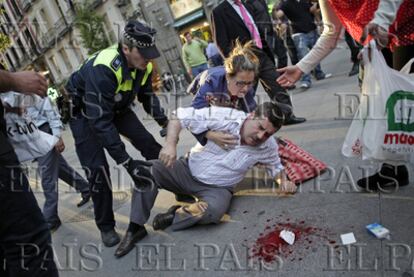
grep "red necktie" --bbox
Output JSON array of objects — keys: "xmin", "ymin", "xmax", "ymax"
[{"xmin": 234, "ymin": 0, "xmax": 263, "ymax": 49}]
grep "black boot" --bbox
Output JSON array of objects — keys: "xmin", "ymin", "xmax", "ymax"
[
  {"xmin": 357, "ymin": 163, "xmax": 409, "ymax": 192},
  {"xmin": 348, "ymin": 62, "xmax": 359, "ymax": 76}
]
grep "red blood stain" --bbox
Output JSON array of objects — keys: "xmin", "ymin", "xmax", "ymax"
[{"xmin": 250, "ymin": 220, "xmax": 332, "ymax": 264}]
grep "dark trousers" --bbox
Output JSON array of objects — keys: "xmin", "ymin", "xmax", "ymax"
[
  {"xmin": 0, "ymin": 152, "xmax": 58, "ymax": 277},
  {"xmin": 345, "ymin": 31, "xmax": 361, "ymax": 63},
  {"xmin": 69, "ymin": 108, "xmax": 161, "ymax": 231},
  {"xmin": 256, "ymin": 49, "xmax": 293, "ymax": 106}
]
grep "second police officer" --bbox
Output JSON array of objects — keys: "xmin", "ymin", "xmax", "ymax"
[{"xmin": 65, "ymin": 20, "xmax": 167, "ymax": 247}]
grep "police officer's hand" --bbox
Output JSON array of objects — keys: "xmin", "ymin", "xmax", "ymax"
[
  {"xmin": 159, "ymin": 145, "xmax": 176, "ymax": 168},
  {"xmin": 54, "ymin": 137, "xmax": 65, "ymax": 153},
  {"xmin": 124, "ymin": 159, "xmax": 155, "ymax": 191}
]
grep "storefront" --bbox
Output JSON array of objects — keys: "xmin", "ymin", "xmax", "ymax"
[{"xmin": 170, "ymin": 0, "xmax": 213, "ymax": 42}]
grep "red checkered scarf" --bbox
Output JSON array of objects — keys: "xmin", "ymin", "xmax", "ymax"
[{"xmin": 328, "ymin": 0, "xmax": 414, "ymax": 50}]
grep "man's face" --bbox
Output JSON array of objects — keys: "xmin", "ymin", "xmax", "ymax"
[
  {"xmin": 185, "ymin": 33, "xmax": 192, "ymax": 43},
  {"xmin": 227, "ymin": 71, "xmax": 256, "ymax": 98},
  {"xmin": 123, "ymin": 45, "xmax": 149, "ymax": 70},
  {"xmin": 240, "ymin": 114, "xmax": 278, "ymax": 146}
]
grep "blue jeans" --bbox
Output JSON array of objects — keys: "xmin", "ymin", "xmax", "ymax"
[
  {"xmin": 191, "ymin": 63, "xmax": 208, "ymax": 78},
  {"xmin": 292, "ymin": 30, "xmax": 325, "ymax": 85}
]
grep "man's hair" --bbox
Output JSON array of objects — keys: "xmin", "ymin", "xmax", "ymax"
[
  {"xmin": 183, "ymin": 31, "xmax": 191, "ymax": 37},
  {"xmin": 121, "ymin": 35, "xmax": 136, "ymax": 50},
  {"xmin": 224, "ymin": 40, "xmax": 259, "ymax": 78},
  {"xmin": 254, "ymin": 102, "xmax": 292, "ymax": 130}
]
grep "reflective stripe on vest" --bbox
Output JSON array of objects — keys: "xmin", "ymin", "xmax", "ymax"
[{"xmin": 92, "ymin": 45, "xmax": 153, "ymax": 94}]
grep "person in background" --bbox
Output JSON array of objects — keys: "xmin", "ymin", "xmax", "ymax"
[
  {"xmin": 276, "ymin": 0, "xmax": 414, "ymax": 191},
  {"xmin": 275, "ymin": 0, "xmax": 331, "ymax": 89},
  {"xmin": 182, "ymin": 32, "xmax": 209, "ymax": 79},
  {"xmin": 206, "ymin": 39, "xmax": 224, "ymax": 67},
  {"xmin": 0, "ymin": 68, "xmax": 58, "ymax": 276}
]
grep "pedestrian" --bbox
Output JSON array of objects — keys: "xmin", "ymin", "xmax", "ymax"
[
  {"xmin": 65, "ymin": 20, "xmax": 168, "ymax": 247},
  {"xmin": 276, "ymin": 0, "xmax": 414, "ymax": 190},
  {"xmin": 0, "ymin": 69, "xmax": 58, "ymax": 276},
  {"xmin": 1, "ymin": 92, "xmax": 91, "ymax": 232},
  {"xmin": 205, "ymin": 39, "xmax": 224, "ymax": 67},
  {"xmin": 181, "ymin": 32, "xmax": 209, "ymax": 79},
  {"xmin": 114, "ymin": 102, "xmax": 297, "ymax": 258},
  {"xmin": 211, "ymin": 0, "xmax": 306, "ymax": 125},
  {"xmin": 275, "ymin": 0, "xmax": 331, "ymax": 89}
]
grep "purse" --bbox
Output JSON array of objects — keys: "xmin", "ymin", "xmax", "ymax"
[{"xmin": 277, "ymin": 137, "xmax": 327, "ymax": 184}]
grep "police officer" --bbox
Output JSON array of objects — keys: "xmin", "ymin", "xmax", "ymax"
[{"xmin": 65, "ymin": 20, "xmax": 168, "ymax": 247}]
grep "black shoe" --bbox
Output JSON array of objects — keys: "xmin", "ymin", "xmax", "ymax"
[
  {"xmin": 47, "ymin": 219, "xmax": 62, "ymax": 232},
  {"xmin": 175, "ymin": 193, "xmax": 196, "ymax": 203},
  {"xmin": 153, "ymin": 205, "xmax": 181, "ymax": 230},
  {"xmin": 114, "ymin": 227, "xmax": 147, "ymax": 258},
  {"xmin": 77, "ymin": 192, "xmax": 91, "ymax": 207},
  {"xmin": 315, "ymin": 73, "xmax": 332, "ymax": 81},
  {"xmin": 101, "ymin": 229, "xmax": 121, "ymax": 247},
  {"xmin": 357, "ymin": 163, "xmax": 409, "ymax": 192},
  {"xmin": 283, "ymin": 115, "xmax": 306, "ymax": 125},
  {"xmin": 348, "ymin": 63, "xmax": 359, "ymax": 76}
]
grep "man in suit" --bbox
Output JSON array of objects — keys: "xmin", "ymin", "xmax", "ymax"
[{"xmin": 211, "ymin": 0, "xmax": 306, "ymax": 125}]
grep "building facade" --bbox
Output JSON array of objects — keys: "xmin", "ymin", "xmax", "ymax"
[{"xmin": 0, "ymin": 0, "xmax": 223, "ymax": 89}]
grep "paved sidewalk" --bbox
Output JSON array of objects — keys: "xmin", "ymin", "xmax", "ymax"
[{"xmin": 29, "ymin": 44, "xmax": 414, "ymax": 277}]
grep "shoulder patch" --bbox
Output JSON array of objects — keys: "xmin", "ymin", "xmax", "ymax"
[{"xmin": 111, "ymin": 56, "xmax": 121, "ymax": 71}]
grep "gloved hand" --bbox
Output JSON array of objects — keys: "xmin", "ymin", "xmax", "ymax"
[{"xmin": 124, "ymin": 159, "xmax": 155, "ymax": 191}]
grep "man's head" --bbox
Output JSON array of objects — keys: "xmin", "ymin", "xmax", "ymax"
[
  {"xmin": 121, "ymin": 20, "xmax": 160, "ymax": 70},
  {"xmin": 240, "ymin": 102, "xmax": 292, "ymax": 146},
  {"xmin": 184, "ymin": 32, "xmax": 192, "ymax": 44}
]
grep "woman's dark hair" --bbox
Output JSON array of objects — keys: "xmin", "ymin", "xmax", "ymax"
[
  {"xmin": 254, "ymin": 102, "xmax": 292, "ymax": 130},
  {"xmin": 224, "ymin": 40, "xmax": 259, "ymax": 78}
]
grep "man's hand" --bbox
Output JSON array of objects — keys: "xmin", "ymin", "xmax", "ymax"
[
  {"xmin": 205, "ymin": 131, "xmax": 238, "ymax": 150},
  {"xmin": 187, "ymin": 70, "xmax": 193, "ymax": 79},
  {"xmin": 280, "ymin": 180, "xmax": 297, "ymax": 193},
  {"xmin": 276, "ymin": 65, "xmax": 303, "ymax": 87},
  {"xmin": 124, "ymin": 159, "xmax": 155, "ymax": 191},
  {"xmin": 11, "ymin": 71, "xmax": 48, "ymax": 97},
  {"xmin": 360, "ymin": 23, "xmax": 389, "ymax": 49},
  {"xmin": 159, "ymin": 144, "xmax": 177, "ymax": 168},
  {"xmin": 54, "ymin": 137, "xmax": 65, "ymax": 153}
]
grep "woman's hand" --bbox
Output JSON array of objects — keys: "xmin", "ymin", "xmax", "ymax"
[
  {"xmin": 276, "ymin": 65, "xmax": 303, "ymax": 87},
  {"xmin": 280, "ymin": 180, "xmax": 297, "ymax": 193},
  {"xmin": 360, "ymin": 23, "xmax": 389, "ymax": 49},
  {"xmin": 205, "ymin": 130, "xmax": 238, "ymax": 150}
]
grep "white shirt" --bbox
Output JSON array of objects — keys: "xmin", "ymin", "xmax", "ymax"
[{"xmin": 176, "ymin": 106, "xmax": 283, "ymax": 188}]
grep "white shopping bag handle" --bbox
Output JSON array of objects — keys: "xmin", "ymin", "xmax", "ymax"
[{"xmin": 400, "ymin": 58, "xmax": 414, "ymax": 75}]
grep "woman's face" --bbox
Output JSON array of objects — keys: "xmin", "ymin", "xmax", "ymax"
[{"xmin": 227, "ymin": 71, "xmax": 256, "ymax": 98}]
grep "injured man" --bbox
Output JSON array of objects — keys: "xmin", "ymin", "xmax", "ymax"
[{"xmin": 115, "ymin": 102, "xmax": 297, "ymax": 258}]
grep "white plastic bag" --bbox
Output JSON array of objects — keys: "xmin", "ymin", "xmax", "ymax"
[{"xmin": 342, "ymin": 41, "xmax": 414, "ymax": 162}]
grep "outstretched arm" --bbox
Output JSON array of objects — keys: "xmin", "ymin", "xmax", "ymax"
[
  {"xmin": 159, "ymin": 117, "xmax": 182, "ymax": 168},
  {"xmin": 0, "ymin": 70, "xmax": 47, "ymax": 96}
]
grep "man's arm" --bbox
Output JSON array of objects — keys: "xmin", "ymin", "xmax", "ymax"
[
  {"xmin": 0, "ymin": 70, "xmax": 47, "ymax": 96},
  {"xmin": 159, "ymin": 117, "xmax": 182, "ymax": 168}
]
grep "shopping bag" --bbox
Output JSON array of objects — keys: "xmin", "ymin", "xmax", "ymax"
[
  {"xmin": 277, "ymin": 138, "xmax": 327, "ymax": 184},
  {"xmin": 342, "ymin": 42, "xmax": 414, "ymax": 161},
  {"xmin": 5, "ymin": 112, "xmax": 58, "ymax": 162}
]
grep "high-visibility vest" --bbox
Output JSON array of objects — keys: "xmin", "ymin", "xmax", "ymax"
[{"xmin": 91, "ymin": 45, "xmax": 153, "ymax": 94}]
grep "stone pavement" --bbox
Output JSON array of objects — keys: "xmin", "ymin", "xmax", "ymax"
[{"xmin": 28, "ymin": 43, "xmax": 414, "ymax": 277}]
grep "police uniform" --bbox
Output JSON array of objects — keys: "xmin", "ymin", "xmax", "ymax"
[{"xmin": 65, "ymin": 37, "xmax": 167, "ymax": 232}]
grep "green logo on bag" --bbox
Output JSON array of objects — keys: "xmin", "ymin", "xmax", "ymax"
[{"xmin": 386, "ymin": 90, "xmax": 414, "ymax": 132}]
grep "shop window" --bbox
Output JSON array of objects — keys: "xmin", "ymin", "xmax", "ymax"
[{"xmin": 170, "ymin": 0, "xmax": 202, "ymax": 19}]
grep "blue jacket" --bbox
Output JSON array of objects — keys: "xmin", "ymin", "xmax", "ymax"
[{"xmin": 190, "ymin": 66, "xmax": 257, "ymax": 113}]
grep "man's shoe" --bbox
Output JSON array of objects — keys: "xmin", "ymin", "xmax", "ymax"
[
  {"xmin": 357, "ymin": 163, "xmax": 409, "ymax": 192},
  {"xmin": 300, "ymin": 82, "xmax": 310, "ymax": 89},
  {"xmin": 114, "ymin": 227, "xmax": 147, "ymax": 258},
  {"xmin": 101, "ymin": 229, "xmax": 120, "ymax": 247},
  {"xmin": 348, "ymin": 63, "xmax": 359, "ymax": 76},
  {"xmin": 77, "ymin": 192, "xmax": 91, "ymax": 207},
  {"xmin": 175, "ymin": 193, "xmax": 196, "ymax": 203},
  {"xmin": 47, "ymin": 219, "xmax": 62, "ymax": 232},
  {"xmin": 153, "ymin": 205, "xmax": 181, "ymax": 230},
  {"xmin": 283, "ymin": 115, "xmax": 306, "ymax": 125}
]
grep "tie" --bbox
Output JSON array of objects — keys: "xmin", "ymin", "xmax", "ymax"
[{"xmin": 234, "ymin": 0, "xmax": 263, "ymax": 49}]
